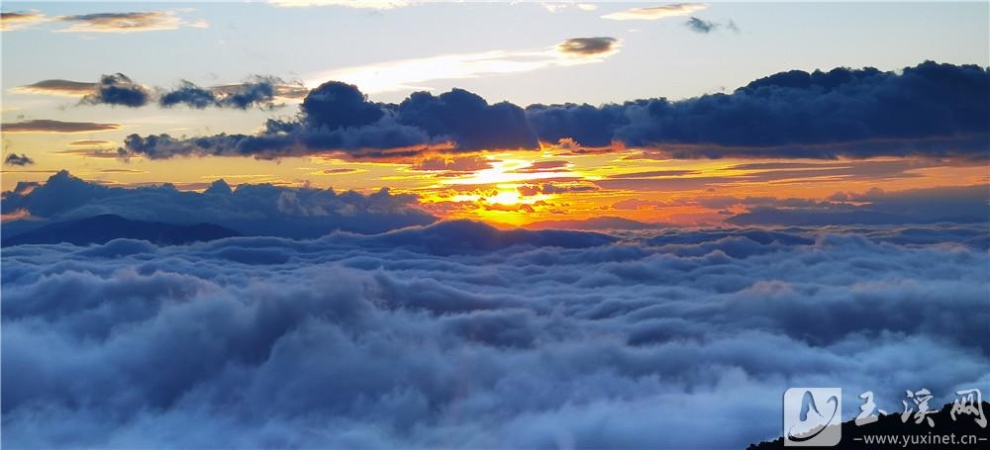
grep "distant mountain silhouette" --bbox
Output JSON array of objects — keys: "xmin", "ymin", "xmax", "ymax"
[
  {"xmin": 748, "ymin": 401, "xmax": 990, "ymax": 449},
  {"xmin": 2, "ymin": 214, "xmax": 239, "ymax": 247}
]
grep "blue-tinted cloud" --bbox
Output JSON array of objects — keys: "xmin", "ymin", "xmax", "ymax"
[
  {"xmin": 684, "ymin": 16, "xmax": 716, "ymax": 33},
  {"xmin": 532, "ymin": 61, "xmax": 990, "ymax": 158},
  {"xmin": 1, "ymin": 171, "xmax": 435, "ymax": 239},
  {"xmin": 2, "ymin": 222, "xmax": 987, "ymax": 448},
  {"xmin": 121, "ymin": 61, "xmax": 988, "ymax": 160},
  {"xmin": 19, "ymin": 74, "xmax": 305, "ymax": 110},
  {"xmin": 80, "ymin": 73, "xmax": 151, "ymax": 107}
]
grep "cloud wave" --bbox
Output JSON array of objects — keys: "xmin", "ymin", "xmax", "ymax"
[{"xmin": 2, "ymin": 221, "xmax": 987, "ymax": 448}]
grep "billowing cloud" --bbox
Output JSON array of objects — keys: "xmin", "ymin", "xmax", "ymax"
[
  {"xmin": 0, "ymin": 11, "xmax": 47, "ymax": 31},
  {"xmin": 121, "ymin": 81, "xmax": 538, "ymax": 159},
  {"xmin": 2, "ymin": 219, "xmax": 987, "ymax": 447},
  {"xmin": 56, "ymin": 11, "xmax": 208, "ymax": 33},
  {"xmin": 557, "ymin": 37, "xmax": 619, "ymax": 56},
  {"xmin": 602, "ymin": 3, "xmax": 707, "ymax": 21},
  {"xmin": 530, "ymin": 61, "xmax": 990, "ymax": 158},
  {"xmin": 118, "ymin": 61, "xmax": 990, "ymax": 160},
  {"xmin": 1, "ymin": 171, "xmax": 435, "ymax": 238},
  {"xmin": 81, "ymin": 73, "xmax": 152, "ymax": 107},
  {"xmin": 3, "ymin": 119, "xmax": 120, "ymax": 134},
  {"xmin": 394, "ymin": 88, "xmax": 539, "ymax": 151},
  {"xmin": 3, "ymin": 153, "xmax": 34, "ymax": 166}
]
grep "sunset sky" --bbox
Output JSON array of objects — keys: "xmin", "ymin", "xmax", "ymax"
[
  {"xmin": 2, "ymin": 1, "xmax": 988, "ymax": 227},
  {"xmin": 3, "ymin": 3, "xmax": 990, "ymax": 449}
]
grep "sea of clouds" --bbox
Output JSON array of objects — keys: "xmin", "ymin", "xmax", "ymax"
[{"xmin": 2, "ymin": 221, "xmax": 988, "ymax": 448}]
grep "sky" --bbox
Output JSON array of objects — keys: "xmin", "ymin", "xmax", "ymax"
[
  {"xmin": 2, "ymin": 3, "xmax": 990, "ymax": 449},
  {"xmin": 2, "ymin": 1, "xmax": 988, "ymax": 227}
]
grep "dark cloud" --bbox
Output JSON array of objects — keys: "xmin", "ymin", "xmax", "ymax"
[
  {"xmin": 81, "ymin": 73, "xmax": 151, "ymax": 107},
  {"xmin": 158, "ymin": 81, "xmax": 216, "ymax": 109},
  {"xmin": 159, "ymin": 76, "xmax": 300, "ymax": 110},
  {"xmin": 557, "ymin": 37, "xmax": 618, "ymax": 56},
  {"xmin": 525, "ymin": 102, "xmax": 626, "ymax": 148},
  {"xmin": 119, "ymin": 62, "xmax": 990, "ymax": 160},
  {"xmin": 684, "ymin": 16, "xmax": 716, "ymax": 33},
  {"xmin": 2, "ymin": 119, "xmax": 120, "ymax": 133},
  {"xmin": 1, "ymin": 171, "xmax": 435, "ymax": 239},
  {"xmin": 213, "ymin": 76, "xmax": 295, "ymax": 109},
  {"xmin": 683, "ymin": 17, "xmax": 738, "ymax": 34},
  {"xmin": 123, "ymin": 83, "xmax": 539, "ymax": 159},
  {"xmin": 395, "ymin": 88, "xmax": 539, "ymax": 151},
  {"xmin": 302, "ymin": 81, "xmax": 385, "ymax": 128},
  {"xmin": 17, "ymin": 74, "xmax": 302, "ymax": 110},
  {"xmin": 2, "ymin": 221, "xmax": 987, "ymax": 447},
  {"xmin": 3, "ymin": 153, "xmax": 35, "ymax": 166},
  {"xmin": 533, "ymin": 61, "xmax": 990, "ymax": 158}
]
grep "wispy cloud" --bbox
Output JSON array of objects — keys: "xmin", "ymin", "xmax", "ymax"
[
  {"xmin": 0, "ymin": 11, "xmax": 48, "ymax": 31},
  {"xmin": 56, "ymin": 11, "xmax": 208, "ymax": 33},
  {"xmin": 311, "ymin": 37, "xmax": 621, "ymax": 93},
  {"xmin": 541, "ymin": 2, "xmax": 599, "ymax": 13},
  {"xmin": 3, "ymin": 120, "xmax": 120, "ymax": 134},
  {"xmin": 557, "ymin": 37, "xmax": 619, "ymax": 56},
  {"xmin": 685, "ymin": 16, "xmax": 716, "ymax": 33},
  {"xmin": 13, "ymin": 79, "xmax": 96, "ymax": 96},
  {"xmin": 268, "ymin": 0, "xmax": 415, "ymax": 10},
  {"xmin": 602, "ymin": 3, "xmax": 707, "ymax": 21},
  {"xmin": 684, "ymin": 16, "xmax": 740, "ymax": 34}
]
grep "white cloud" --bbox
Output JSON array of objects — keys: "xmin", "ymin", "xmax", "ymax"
[
  {"xmin": 310, "ymin": 38, "xmax": 620, "ymax": 94},
  {"xmin": 602, "ymin": 3, "xmax": 707, "ymax": 21},
  {"xmin": 2, "ymin": 219, "xmax": 987, "ymax": 447},
  {"xmin": 56, "ymin": 11, "xmax": 208, "ymax": 33},
  {"xmin": 268, "ymin": 0, "xmax": 415, "ymax": 10}
]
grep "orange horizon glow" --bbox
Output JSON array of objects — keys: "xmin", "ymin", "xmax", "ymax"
[{"xmin": 3, "ymin": 141, "xmax": 986, "ymax": 228}]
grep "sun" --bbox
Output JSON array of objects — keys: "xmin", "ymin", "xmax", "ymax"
[{"xmin": 487, "ymin": 189, "xmax": 522, "ymax": 206}]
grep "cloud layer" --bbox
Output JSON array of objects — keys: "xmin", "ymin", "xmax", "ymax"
[
  {"xmin": 117, "ymin": 61, "xmax": 990, "ymax": 160},
  {"xmin": 2, "ymin": 221, "xmax": 987, "ymax": 448}
]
